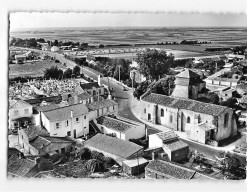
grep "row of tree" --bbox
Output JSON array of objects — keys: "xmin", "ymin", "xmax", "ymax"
[{"xmin": 43, "ymin": 65, "xmax": 81, "ymax": 79}]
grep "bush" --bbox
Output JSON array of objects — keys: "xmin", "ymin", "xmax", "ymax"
[
  {"xmin": 81, "ymin": 148, "xmax": 91, "ymax": 160},
  {"xmin": 85, "ymin": 159, "xmax": 104, "ymax": 172}
]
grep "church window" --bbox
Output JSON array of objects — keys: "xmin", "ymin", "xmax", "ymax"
[
  {"xmin": 224, "ymin": 113, "xmax": 229, "ymax": 127},
  {"xmin": 144, "ymin": 108, "xmax": 146, "ymax": 113},
  {"xmin": 161, "ymin": 109, "xmax": 164, "ymax": 117},
  {"xmin": 187, "ymin": 117, "xmax": 191, "ymax": 124}
]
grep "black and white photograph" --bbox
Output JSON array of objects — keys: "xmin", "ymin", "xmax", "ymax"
[{"xmin": 1, "ymin": 0, "xmax": 247, "ymax": 192}]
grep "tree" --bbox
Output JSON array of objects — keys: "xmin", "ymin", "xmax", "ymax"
[
  {"xmin": 221, "ymin": 97, "xmax": 238, "ymax": 108},
  {"xmin": 150, "ymin": 76, "xmax": 175, "ymax": 96},
  {"xmin": 73, "ymin": 65, "xmax": 81, "ymax": 76},
  {"xmin": 112, "ymin": 58, "xmax": 131, "ymax": 81},
  {"xmin": 210, "ymin": 93, "xmax": 220, "ymax": 104},
  {"xmin": 53, "ymin": 39, "xmax": 59, "ymax": 46},
  {"xmin": 136, "ymin": 49, "xmax": 174, "ymax": 81},
  {"xmin": 63, "ymin": 68, "xmax": 73, "ymax": 78},
  {"xmin": 133, "ymin": 80, "xmax": 150, "ymax": 99},
  {"xmin": 43, "ymin": 66, "xmax": 63, "ymax": 79}
]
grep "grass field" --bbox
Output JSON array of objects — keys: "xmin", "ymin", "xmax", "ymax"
[{"xmin": 9, "ymin": 60, "xmax": 67, "ymax": 78}]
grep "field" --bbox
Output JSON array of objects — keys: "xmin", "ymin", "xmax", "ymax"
[
  {"xmin": 10, "ymin": 27, "xmax": 247, "ymax": 46},
  {"xmin": 9, "ymin": 60, "xmax": 67, "ymax": 78}
]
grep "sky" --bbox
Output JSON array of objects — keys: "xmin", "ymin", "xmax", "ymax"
[{"xmin": 10, "ymin": 12, "xmax": 247, "ymax": 31}]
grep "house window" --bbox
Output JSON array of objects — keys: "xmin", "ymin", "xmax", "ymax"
[
  {"xmin": 148, "ymin": 113, "xmax": 151, "ymax": 120},
  {"xmin": 65, "ymin": 120, "xmax": 69, "ymax": 127},
  {"xmin": 144, "ymin": 108, "xmax": 146, "ymax": 114},
  {"xmin": 224, "ymin": 113, "xmax": 229, "ymax": 127},
  {"xmin": 67, "ymin": 131, "xmax": 71, "ymax": 136},
  {"xmin": 55, "ymin": 122, "xmax": 60, "ymax": 129},
  {"xmin": 84, "ymin": 115, "xmax": 86, "ymax": 120},
  {"xmin": 161, "ymin": 109, "xmax": 164, "ymax": 117},
  {"xmin": 75, "ymin": 117, "xmax": 79, "ymax": 123},
  {"xmin": 187, "ymin": 117, "xmax": 191, "ymax": 124},
  {"xmin": 14, "ymin": 110, "xmax": 18, "ymax": 116},
  {"xmin": 107, "ymin": 107, "xmax": 109, "ymax": 113},
  {"xmin": 24, "ymin": 109, "xmax": 29, "ymax": 114},
  {"xmin": 99, "ymin": 89, "xmax": 101, "ymax": 94},
  {"xmin": 113, "ymin": 105, "xmax": 115, "ymax": 110},
  {"xmin": 170, "ymin": 115, "xmax": 173, "ymax": 123}
]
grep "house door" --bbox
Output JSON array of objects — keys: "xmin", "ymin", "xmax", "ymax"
[
  {"xmin": 148, "ymin": 113, "xmax": 151, "ymax": 121},
  {"xmin": 73, "ymin": 129, "xmax": 76, "ymax": 138}
]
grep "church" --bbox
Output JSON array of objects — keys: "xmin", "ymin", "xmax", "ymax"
[{"xmin": 140, "ymin": 69, "xmax": 237, "ymax": 145}]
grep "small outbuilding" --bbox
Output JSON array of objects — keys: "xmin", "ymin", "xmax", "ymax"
[{"xmin": 122, "ymin": 157, "xmax": 149, "ymax": 175}]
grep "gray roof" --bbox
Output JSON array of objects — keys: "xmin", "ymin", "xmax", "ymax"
[
  {"xmin": 23, "ymin": 126, "xmax": 50, "ymax": 141},
  {"xmin": 9, "ymin": 100, "xmax": 32, "ymax": 109},
  {"xmin": 176, "ymin": 69, "xmax": 200, "ymax": 79},
  {"xmin": 163, "ymin": 140, "xmax": 189, "ymax": 152},
  {"xmin": 142, "ymin": 93, "xmax": 228, "ymax": 116},
  {"xmin": 86, "ymin": 99, "xmax": 117, "ymax": 111},
  {"xmin": 156, "ymin": 131, "xmax": 178, "ymax": 142},
  {"xmin": 8, "ymin": 158, "xmax": 36, "ymax": 177},
  {"xmin": 85, "ymin": 134, "xmax": 143, "ymax": 159},
  {"xmin": 79, "ymin": 82, "xmax": 101, "ymax": 90},
  {"xmin": 43, "ymin": 103, "xmax": 88, "ymax": 122},
  {"xmin": 96, "ymin": 116, "xmax": 132, "ymax": 132},
  {"xmin": 145, "ymin": 160, "xmax": 195, "ymax": 179},
  {"xmin": 78, "ymin": 92, "xmax": 92, "ymax": 100},
  {"xmin": 36, "ymin": 104, "xmax": 60, "ymax": 112}
]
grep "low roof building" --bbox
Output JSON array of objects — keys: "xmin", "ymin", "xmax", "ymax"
[
  {"xmin": 85, "ymin": 134, "xmax": 143, "ymax": 165},
  {"xmin": 86, "ymin": 99, "xmax": 117, "ymax": 111}
]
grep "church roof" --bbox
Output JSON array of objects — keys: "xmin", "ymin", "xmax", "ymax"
[
  {"xmin": 176, "ymin": 69, "xmax": 200, "ymax": 79},
  {"xmin": 142, "ymin": 93, "xmax": 228, "ymax": 116}
]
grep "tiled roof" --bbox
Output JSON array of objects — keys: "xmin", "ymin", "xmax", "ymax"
[
  {"xmin": 30, "ymin": 136, "xmax": 75, "ymax": 151},
  {"xmin": 197, "ymin": 122, "xmax": 215, "ymax": 131},
  {"xmin": 8, "ymin": 148, "xmax": 20, "ymax": 166},
  {"xmin": 8, "ymin": 158, "xmax": 36, "ymax": 177},
  {"xmin": 86, "ymin": 99, "xmax": 117, "ymax": 111},
  {"xmin": 156, "ymin": 131, "xmax": 178, "ymax": 142},
  {"xmin": 23, "ymin": 126, "xmax": 50, "ymax": 141},
  {"xmin": 146, "ymin": 126, "xmax": 162, "ymax": 136},
  {"xmin": 36, "ymin": 104, "xmax": 60, "ymax": 112},
  {"xmin": 43, "ymin": 103, "xmax": 88, "ymax": 122},
  {"xmin": 78, "ymin": 92, "xmax": 92, "ymax": 100},
  {"xmin": 96, "ymin": 116, "xmax": 132, "ymax": 132},
  {"xmin": 176, "ymin": 69, "xmax": 200, "ymax": 79},
  {"xmin": 9, "ymin": 100, "xmax": 32, "ymax": 109},
  {"xmin": 85, "ymin": 134, "xmax": 143, "ymax": 159},
  {"xmin": 146, "ymin": 160, "xmax": 195, "ymax": 179},
  {"xmin": 163, "ymin": 140, "xmax": 189, "ymax": 152},
  {"xmin": 80, "ymin": 82, "xmax": 101, "ymax": 90},
  {"xmin": 44, "ymin": 136, "xmax": 75, "ymax": 143},
  {"xmin": 30, "ymin": 136, "xmax": 51, "ymax": 150},
  {"xmin": 142, "ymin": 93, "xmax": 228, "ymax": 116}
]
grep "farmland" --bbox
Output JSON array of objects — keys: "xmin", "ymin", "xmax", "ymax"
[
  {"xmin": 10, "ymin": 27, "xmax": 247, "ymax": 46},
  {"xmin": 9, "ymin": 60, "xmax": 67, "ymax": 78}
]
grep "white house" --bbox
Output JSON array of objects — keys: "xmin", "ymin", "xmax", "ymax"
[
  {"xmin": 148, "ymin": 131, "xmax": 189, "ymax": 162},
  {"xmin": 51, "ymin": 46, "xmax": 60, "ymax": 52},
  {"xmin": 40, "ymin": 103, "xmax": 89, "ymax": 138},
  {"xmin": 95, "ymin": 115, "xmax": 146, "ymax": 141},
  {"xmin": 75, "ymin": 82, "xmax": 105, "ymax": 96},
  {"xmin": 86, "ymin": 99, "xmax": 118, "ymax": 121},
  {"xmin": 9, "ymin": 100, "xmax": 33, "ymax": 129}
]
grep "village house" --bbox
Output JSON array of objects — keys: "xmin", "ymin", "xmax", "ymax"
[
  {"xmin": 140, "ymin": 93, "xmax": 237, "ymax": 143},
  {"xmin": 86, "ymin": 99, "xmax": 118, "ymax": 120},
  {"xmin": 145, "ymin": 160, "xmax": 215, "ymax": 180},
  {"xmin": 39, "ymin": 103, "xmax": 89, "ymax": 138},
  {"xmin": 75, "ymin": 81, "xmax": 105, "ymax": 96},
  {"xmin": 122, "ymin": 157, "xmax": 149, "ymax": 175},
  {"xmin": 18, "ymin": 126, "xmax": 76, "ymax": 156},
  {"xmin": 171, "ymin": 69, "xmax": 206, "ymax": 100},
  {"xmin": 95, "ymin": 115, "xmax": 146, "ymax": 141},
  {"xmin": 8, "ymin": 151, "xmax": 53, "ymax": 178},
  {"xmin": 205, "ymin": 75, "xmax": 241, "ymax": 87},
  {"xmin": 62, "ymin": 92, "xmax": 93, "ymax": 105},
  {"xmin": 84, "ymin": 133, "xmax": 144, "ymax": 166},
  {"xmin": 149, "ymin": 131, "xmax": 189, "ymax": 162},
  {"xmin": 235, "ymin": 83, "xmax": 247, "ymax": 95},
  {"xmin": 9, "ymin": 100, "xmax": 33, "ymax": 130}
]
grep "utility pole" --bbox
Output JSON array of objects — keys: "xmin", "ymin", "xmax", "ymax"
[{"xmin": 118, "ymin": 65, "xmax": 121, "ymax": 83}]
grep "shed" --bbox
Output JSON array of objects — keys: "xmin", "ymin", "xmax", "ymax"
[{"xmin": 122, "ymin": 157, "xmax": 149, "ymax": 175}]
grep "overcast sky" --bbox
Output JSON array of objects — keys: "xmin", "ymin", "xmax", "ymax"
[{"xmin": 10, "ymin": 12, "xmax": 247, "ymax": 31}]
